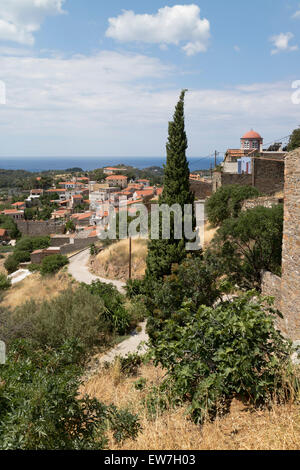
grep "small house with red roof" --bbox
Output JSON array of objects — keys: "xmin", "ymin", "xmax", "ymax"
[
  {"xmin": 12, "ymin": 201, "xmax": 26, "ymax": 210},
  {"xmin": 106, "ymin": 174, "xmax": 128, "ymax": 189},
  {"xmin": 1, "ymin": 209, "xmax": 24, "ymax": 220}
]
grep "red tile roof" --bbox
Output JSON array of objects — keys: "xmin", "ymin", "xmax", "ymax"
[
  {"xmin": 46, "ymin": 189, "xmax": 66, "ymax": 193},
  {"xmin": 106, "ymin": 175, "xmax": 127, "ymax": 180},
  {"xmin": 88, "ymin": 230, "xmax": 97, "ymax": 238},
  {"xmin": 12, "ymin": 202, "xmax": 25, "ymax": 207},
  {"xmin": 135, "ymin": 189, "xmax": 154, "ymax": 197},
  {"xmin": 2, "ymin": 209, "xmax": 23, "ymax": 215}
]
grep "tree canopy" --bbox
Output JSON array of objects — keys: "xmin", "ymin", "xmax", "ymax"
[
  {"xmin": 206, "ymin": 185, "xmax": 260, "ymax": 227},
  {"xmin": 146, "ymin": 90, "xmax": 194, "ymax": 282}
]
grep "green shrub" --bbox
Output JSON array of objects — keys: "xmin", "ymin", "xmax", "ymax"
[
  {"xmin": 0, "ymin": 273, "xmax": 11, "ymax": 290},
  {"xmin": 149, "ymin": 292, "xmax": 297, "ymax": 424},
  {"xmin": 0, "ymin": 287, "xmax": 110, "ymax": 351},
  {"xmin": 146, "ymin": 256, "xmax": 220, "ymax": 343},
  {"xmin": 15, "ymin": 236, "xmax": 50, "ymax": 252},
  {"xmin": 0, "ymin": 339, "xmax": 140, "ymax": 450},
  {"xmin": 119, "ymin": 353, "xmax": 144, "ymax": 376},
  {"xmin": 125, "ymin": 296, "xmax": 148, "ymax": 329},
  {"xmin": 134, "ymin": 378, "xmax": 147, "ymax": 390},
  {"xmin": 210, "ymin": 204, "xmax": 283, "ymax": 290},
  {"xmin": 125, "ymin": 279, "xmax": 145, "ymax": 298},
  {"xmin": 206, "ymin": 185, "xmax": 260, "ymax": 227},
  {"xmin": 28, "ymin": 263, "xmax": 40, "ymax": 272},
  {"xmin": 40, "ymin": 254, "xmax": 69, "ymax": 276},
  {"xmin": 13, "ymin": 250, "xmax": 31, "ymax": 263},
  {"xmin": 82, "ymin": 280, "xmax": 130, "ymax": 335},
  {"xmin": 0, "ymin": 214, "xmax": 21, "ymax": 239},
  {"xmin": 4, "ymin": 254, "xmax": 19, "ymax": 274}
]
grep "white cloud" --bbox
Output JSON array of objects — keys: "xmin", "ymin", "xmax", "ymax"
[
  {"xmin": 270, "ymin": 32, "xmax": 298, "ymax": 55},
  {"xmin": 292, "ymin": 5, "xmax": 300, "ymax": 19},
  {"xmin": 105, "ymin": 4, "xmax": 210, "ymax": 56},
  {"xmin": 0, "ymin": 0, "xmax": 66, "ymax": 45},
  {"xmin": 0, "ymin": 51, "xmax": 297, "ymax": 156}
]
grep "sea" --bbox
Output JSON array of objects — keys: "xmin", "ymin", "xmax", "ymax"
[{"xmin": 0, "ymin": 156, "xmax": 223, "ymax": 173}]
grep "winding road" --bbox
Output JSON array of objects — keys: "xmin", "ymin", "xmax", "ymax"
[
  {"xmin": 68, "ymin": 249, "xmax": 149, "ymax": 365},
  {"xmin": 68, "ymin": 249, "xmax": 126, "ymax": 293}
]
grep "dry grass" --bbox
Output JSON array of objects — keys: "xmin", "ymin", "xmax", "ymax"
[
  {"xmin": 204, "ymin": 222, "xmax": 218, "ymax": 247},
  {"xmin": 81, "ymin": 362, "xmax": 300, "ymax": 451},
  {"xmin": 92, "ymin": 239, "xmax": 148, "ymax": 281},
  {"xmin": 0, "ymin": 253, "xmax": 9, "ymax": 275},
  {"xmin": 1, "ymin": 271, "xmax": 74, "ymax": 309}
]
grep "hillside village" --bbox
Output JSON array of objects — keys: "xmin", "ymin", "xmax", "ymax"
[
  {"xmin": 0, "ymin": 166, "xmax": 164, "ymax": 266},
  {"xmin": 0, "ymin": 128, "xmax": 287, "ymax": 268},
  {"xmin": 1, "ymin": 99, "xmax": 300, "ymax": 451}
]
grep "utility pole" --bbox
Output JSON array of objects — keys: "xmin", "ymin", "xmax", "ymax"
[
  {"xmin": 129, "ymin": 236, "xmax": 132, "ymax": 280},
  {"xmin": 215, "ymin": 150, "xmax": 218, "ymax": 168}
]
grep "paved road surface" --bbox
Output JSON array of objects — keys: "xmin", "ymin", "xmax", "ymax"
[
  {"xmin": 68, "ymin": 249, "xmax": 126, "ymax": 293},
  {"xmin": 69, "ymin": 250, "xmax": 149, "ymax": 369},
  {"xmin": 98, "ymin": 321, "xmax": 148, "ymax": 365}
]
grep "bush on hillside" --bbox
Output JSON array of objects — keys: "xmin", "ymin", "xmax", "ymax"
[
  {"xmin": 40, "ymin": 254, "xmax": 69, "ymax": 276},
  {"xmin": 0, "ymin": 339, "xmax": 140, "ymax": 450},
  {"xmin": 4, "ymin": 254, "xmax": 19, "ymax": 274},
  {"xmin": 0, "ymin": 273, "xmax": 11, "ymax": 291},
  {"xmin": 15, "ymin": 236, "xmax": 50, "ymax": 252},
  {"xmin": 209, "ymin": 204, "xmax": 283, "ymax": 290},
  {"xmin": 148, "ymin": 292, "xmax": 297, "ymax": 424},
  {"xmin": 0, "ymin": 287, "xmax": 110, "ymax": 351},
  {"xmin": 125, "ymin": 279, "xmax": 145, "ymax": 299},
  {"xmin": 206, "ymin": 185, "xmax": 260, "ymax": 227},
  {"xmin": 13, "ymin": 250, "xmax": 31, "ymax": 263},
  {"xmin": 145, "ymin": 256, "xmax": 220, "ymax": 343},
  {"xmin": 0, "ymin": 214, "xmax": 21, "ymax": 239},
  {"xmin": 82, "ymin": 280, "xmax": 130, "ymax": 335}
]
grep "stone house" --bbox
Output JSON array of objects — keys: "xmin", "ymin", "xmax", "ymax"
[{"xmin": 105, "ymin": 175, "xmax": 128, "ymax": 189}]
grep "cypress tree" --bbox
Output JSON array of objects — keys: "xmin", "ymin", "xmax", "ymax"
[{"xmin": 146, "ymin": 90, "xmax": 195, "ymax": 281}]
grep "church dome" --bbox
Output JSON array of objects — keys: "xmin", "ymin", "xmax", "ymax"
[{"xmin": 241, "ymin": 129, "xmax": 262, "ymax": 139}]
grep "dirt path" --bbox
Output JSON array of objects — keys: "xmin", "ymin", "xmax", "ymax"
[{"xmin": 68, "ymin": 249, "xmax": 126, "ymax": 293}]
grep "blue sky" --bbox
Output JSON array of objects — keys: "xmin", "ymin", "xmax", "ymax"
[{"xmin": 0, "ymin": 1, "xmax": 300, "ymax": 158}]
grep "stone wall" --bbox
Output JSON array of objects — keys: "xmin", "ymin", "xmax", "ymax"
[
  {"xmin": 261, "ymin": 149, "xmax": 300, "ymax": 341},
  {"xmin": 17, "ymin": 220, "xmax": 65, "ymax": 237},
  {"xmin": 31, "ymin": 249, "xmax": 61, "ymax": 264},
  {"xmin": 261, "ymin": 271, "xmax": 286, "ymax": 334},
  {"xmin": 59, "ymin": 236, "xmax": 99, "ymax": 255},
  {"xmin": 190, "ymin": 180, "xmax": 213, "ymax": 199},
  {"xmin": 212, "ymin": 171, "xmax": 252, "ymax": 193},
  {"xmin": 241, "ymin": 196, "xmax": 283, "ymax": 211},
  {"xmin": 212, "ymin": 158, "xmax": 284, "ymax": 195},
  {"xmin": 253, "ymin": 158, "xmax": 284, "ymax": 195},
  {"xmin": 280, "ymin": 149, "xmax": 300, "ymax": 340},
  {"xmin": 50, "ymin": 235, "xmax": 72, "ymax": 247}
]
